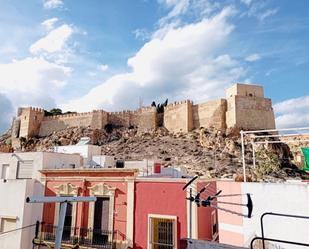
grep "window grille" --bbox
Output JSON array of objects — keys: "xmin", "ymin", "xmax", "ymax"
[{"xmin": 150, "ymin": 217, "xmax": 175, "ymax": 249}]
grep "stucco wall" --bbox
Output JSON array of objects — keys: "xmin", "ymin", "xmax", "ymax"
[
  {"xmin": 43, "ymin": 178, "xmax": 129, "ymax": 245},
  {"xmin": 0, "ymin": 179, "xmax": 44, "ymax": 249},
  {"xmin": 0, "ymin": 152, "xmax": 82, "ymax": 181},
  {"xmin": 217, "ymin": 181, "xmax": 309, "ymax": 248},
  {"xmin": 54, "ymin": 145, "xmax": 100, "ymax": 166},
  {"xmin": 197, "ymin": 181, "xmax": 217, "ymax": 241},
  {"xmin": 134, "ymin": 181, "xmax": 188, "ymax": 249}
]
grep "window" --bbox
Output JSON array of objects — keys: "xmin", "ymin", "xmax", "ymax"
[
  {"xmin": 1, "ymin": 164, "xmax": 9, "ymax": 180},
  {"xmin": 16, "ymin": 160, "xmax": 33, "ymax": 179},
  {"xmin": 0, "ymin": 218, "xmax": 16, "ymax": 233},
  {"xmin": 211, "ymin": 211, "xmax": 218, "ymax": 240},
  {"xmin": 149, "ymin": 215, "xmax": 176, "ymax": 249}
]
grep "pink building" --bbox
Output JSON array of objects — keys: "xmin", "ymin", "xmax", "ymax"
[{"xmin": 34, "ymin": 169, "xmax": 218, "ymax": 249}]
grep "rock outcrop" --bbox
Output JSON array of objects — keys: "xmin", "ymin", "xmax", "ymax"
[{"xmin": 1, "ymin": 126, "xmax": 308, "ymax": 181}]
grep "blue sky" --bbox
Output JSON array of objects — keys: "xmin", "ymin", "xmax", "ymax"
[{"xmin": 0, "ymin": 0, "xmax": 309, "ymax": 132}]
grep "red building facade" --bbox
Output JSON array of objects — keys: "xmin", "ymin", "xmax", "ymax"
[{"xmin": 37, "ymin": 169, "xmax": 217, "ymax": 249}]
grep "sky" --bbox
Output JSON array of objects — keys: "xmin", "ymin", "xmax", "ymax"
[{"xmin": 0, "ymin": 0, "xmax": 309, "ymax": 133}]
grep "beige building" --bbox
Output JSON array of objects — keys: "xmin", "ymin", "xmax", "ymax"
[{"xmin": 10, "ymin": 83, "xmax": 275, "ymax": 146}]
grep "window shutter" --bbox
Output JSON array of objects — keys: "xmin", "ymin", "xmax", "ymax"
[{"xmin": 17, "ymin": 160, "xmax": 33, "ymax": 179}]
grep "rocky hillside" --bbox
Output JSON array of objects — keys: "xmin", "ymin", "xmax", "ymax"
[{"xmin": 1, "ymin": 126, "xmax": 308, "ymax": 181}]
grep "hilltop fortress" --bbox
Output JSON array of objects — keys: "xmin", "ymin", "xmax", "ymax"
[{"xmin": 10, "ymin": 83, "xmax": 276, "ymax": 146}]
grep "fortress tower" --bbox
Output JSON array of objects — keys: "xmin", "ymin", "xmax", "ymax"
[{"xmin": 225, "ymin": 83, "xmax": 276, "ymax": 130}]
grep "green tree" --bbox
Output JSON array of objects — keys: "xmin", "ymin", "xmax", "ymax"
[
  {"xmin": 151, "ymin": 99, "xmax": 168, "ymax": 113},
  {"xmin": 49, "ymin": 108, "xmax": 63, "ymax": 115}
]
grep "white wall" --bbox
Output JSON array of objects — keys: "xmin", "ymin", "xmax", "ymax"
[
  {"xmin": 54, "ymin": 145, "xmax": 101, "ymax": 166},
  {"xmin": 0, "ymin": 179, "xmax": 44, "ymax": 249},
  {"xmin": 0, "ymin": 152, "xmax": 81, "ymax": 181},
  {"xmin": 217, "ymin": 181, "xmax": 309, "ymax": 248},
  {"xmin": 0, "ymin": 152, "xmax": 79, "ymax": 248},
  {"xmin": 92, "ymin": 155, "xmax": 115, "ymax": 167},
  {"xmin": 241, "ymin": 182, "xmax": 309, "ymax": 248},
  {"xmin": 42, "ymin": 152, "xmax": 81, "ymax": 169}
]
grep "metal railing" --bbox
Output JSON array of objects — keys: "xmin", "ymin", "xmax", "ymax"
[
  {"xmin": 250, "ymin": 212, "xmax": 309, "ymax": 249},
  {"xmin": 39, "ymin": 223, "xmax": 114, "ymax": 248}
]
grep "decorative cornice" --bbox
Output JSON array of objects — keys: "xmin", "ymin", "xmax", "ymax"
[
  {"xmin": 54, "ymin": 183, "xmax": 79, "ymax": 196},
  {"xmin": 88, "ymin": 183, "xmax": 116, "ymax": 196}
]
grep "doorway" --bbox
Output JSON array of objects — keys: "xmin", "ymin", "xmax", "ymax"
[
  {"xmin": 93, "ymin": 197, "xmax": 110, "ymax": 244},
  {"xmin": 62, "ymin": 202, "xmax": 73, "ymax": 241}
]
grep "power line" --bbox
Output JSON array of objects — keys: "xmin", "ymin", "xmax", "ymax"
[{"xmin": 0, "ymin": 223, "xmax": 37, "ymax": 237}]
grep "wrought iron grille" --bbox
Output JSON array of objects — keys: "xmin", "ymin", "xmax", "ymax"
[
  {"xmin": 40, "ymin": 223, "xmax": 114, "ymax": 249},
  {"xmin": 150, "ymin": 218, "xmax": 175, "ymax": 249}
]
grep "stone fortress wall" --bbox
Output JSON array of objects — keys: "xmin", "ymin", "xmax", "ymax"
[{"xmin": 11, "ymin": 83, "xmax": 276, "ymax": 142}]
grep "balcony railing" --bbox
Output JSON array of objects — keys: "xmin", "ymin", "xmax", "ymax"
[{"xmin": 35, "ymin": 223, "xmax": 114, "ymax": 249}]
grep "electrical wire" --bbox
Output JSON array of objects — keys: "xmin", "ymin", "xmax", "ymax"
[{"xmin": 0, "ymin": 223, "xmax": 37, "ymax": 237}]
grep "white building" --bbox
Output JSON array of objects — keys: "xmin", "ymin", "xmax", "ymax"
[
  {"xmin": 216, "ymin": 180, "xmax": 309, "ymax": 249},
  {"xmin": 54, "ymin": 144, "xmax": 101, "ymax": 167},
  {"xmin": 0, "ymin": 152, "xmax": 81, "ymax": 249}
]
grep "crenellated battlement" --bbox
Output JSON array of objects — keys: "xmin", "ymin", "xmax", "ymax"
[
  {"xmin": 165, "ymin": 99, "xmax": 193, "ymax": 110},
  {"xmin": 17, "ymin": 106, "xmax": 44, "ymax": 115},
  {"xmin": 10, "ymin": 83, "xmax": 276, "ymax": 145},
  {"xmin": 43, "ymin": 111, "xmax": 94, "ymax": 120},
  {"xmin": 29, "ymin": 107, "xmax": 44, "ymax": 113}
]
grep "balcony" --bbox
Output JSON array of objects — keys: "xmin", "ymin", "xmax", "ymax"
[{"xmin": 34, "ymin": 223, "xmax": 115, "ymax": 249}]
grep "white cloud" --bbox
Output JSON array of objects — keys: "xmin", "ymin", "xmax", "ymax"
[
  {"xmin": 244, "ymin": 1, "xmax": 278, "ymax": 22},
  {"xmin": 41, "ymin": 17, "xmax": 59, "ymax": 31},
  {"xmin": 133, "ymin": 28, "xmax": 150, "ymax": 41},
  {"xmin": 0, "ymin": 57, "xmax": 71, "ymax": 131},
  {"xmin": 245, "ymin": 53, "xmax": 261, "ymax": 62},
  {"xmin": 30, "ymin": 24, "xmax": 74, "ymax": 54},
  {"xmin": 0, "ymin": 93, "xmax": 14, "ymax": 133},
  {"xmin": 43, "ymin": 0, "xmax": 63, "ymax": 9},
  {"xmin": 258, "ymin": 8, "xmax": 278, "ymax": 22},
  {"xmin": 241, "ymin": 0, "xmax": 252, "ymax": 6},
  {"xmin": 157, "ymin": 0, "xmax": 221, "ymax": 27},
  {"xmin": 98, "ymin": 64, "xmax": 109, "ymax": 72},
  {"xmin": 158, "ymin": 0, "xmax": 190, "ymax": 25},
  {"xmin": 274, "ymin": 96, "xmax": 309, "ymax": 128},
  {"xmin": 0, "ymin": 56, "xmax": 71, "ymax": 129},
  {"xmin": 62, "ymin": 7, "xmax": 246, "ymax": 112}
]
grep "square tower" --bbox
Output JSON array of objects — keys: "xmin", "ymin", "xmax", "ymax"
[{"xmin": 226, "ymin": 83, "xmax": 276, "ymax": 130}]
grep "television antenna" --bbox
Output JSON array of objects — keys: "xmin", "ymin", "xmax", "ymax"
[
  {"xmin": 183, "ymin": 176, "xmax": 253, "ymax": 240},
  {"xmin": 26, "ymin": 196, "xmax": 96, "ymax": 249}
]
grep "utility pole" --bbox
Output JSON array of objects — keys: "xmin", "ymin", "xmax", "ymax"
[{"xmin": 26, "ymin": 196, "xmax": 96, "ymax": 249}]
